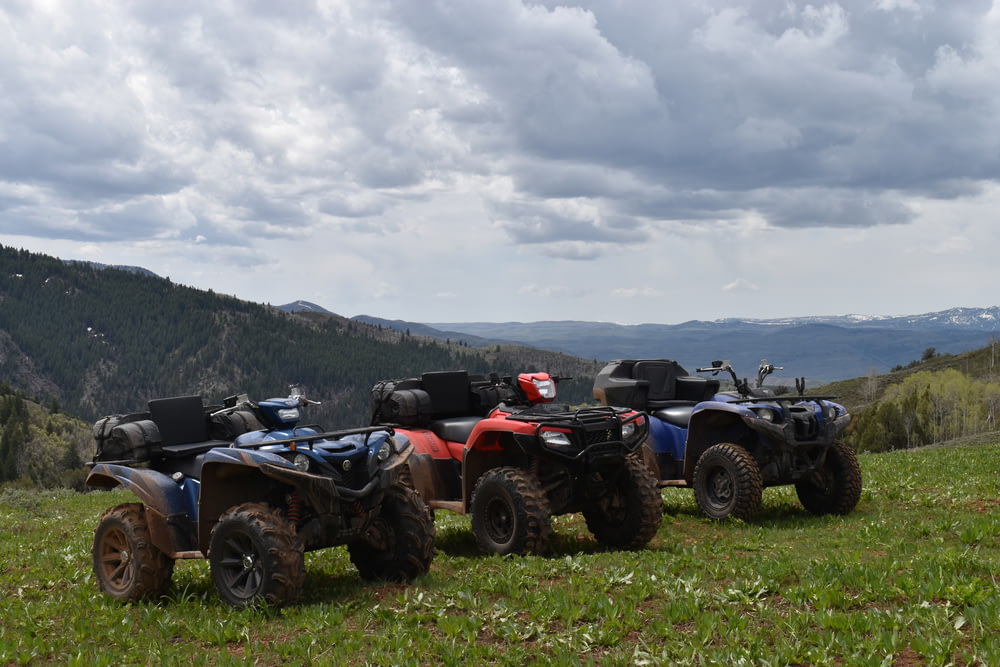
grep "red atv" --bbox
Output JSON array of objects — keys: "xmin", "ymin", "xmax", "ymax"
[{"xmin": 371, "ymin": 370, "xmax": 661, "ymax": 556}]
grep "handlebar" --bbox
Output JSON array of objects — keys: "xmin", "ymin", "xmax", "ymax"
[
  {"xmin": 211, "ymin": 393, "xmax": 254, "ymax": 417},
  {"xmin": 696, "ymin": 359, "xmax": 790, "ymax": 398},
  {"xmin": 756, "ymin": 360, "xmax": 783, "ymax": 388},
  {"xmin": 211, "ymin": 390, "xmax": 321, "ymax": 418},
  {"xmin": 696, "ymin": 360, "xmax": 737, "ymax": 380},
  {"xmin": 292, "ymin": 395, "xmax": 321, "ymax": 407}
]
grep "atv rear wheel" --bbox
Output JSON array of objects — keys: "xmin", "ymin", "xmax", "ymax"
[
  {"xmin": 795, "ymin": 440, "xmax": 863, "ymax": 516},
  {"xmin": 693, "ymin": 443, "xmax": 763, "ymax": 521},
  {"xmin": 583, "ymin": 455, "xmax": 662, "ymax": 550},
  {"xmin": 470, "ymin": 466, "xmax": 552, "ymax": 556},
  {"xmin": 92, "ymin": 503, "xmax": 174, "ymax": 602},
  {"xmin": 348, "ymin": 483, "xmax": 435, "ymax": 582},
  {"xmin": 208, "ymin": 502, "xmax": 304, "ymax": 608}
]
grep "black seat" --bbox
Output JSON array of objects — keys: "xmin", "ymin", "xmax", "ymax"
[
  {"xmin": 632, "ymin": 360, "xmax": 684, "ymax": 410},
  {"xmin": 429, "ymin": 416, "xmax": 482, "ymax": 444},
  {"xmin": 653, "ymin": 406, "xmax": 697, "ymax": 428},
  {"xmin": 631, "ymin": 361, "xmax": 719, "ymax": 410}
]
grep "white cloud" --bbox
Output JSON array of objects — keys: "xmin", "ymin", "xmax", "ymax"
[
  {"xmin": 0, "ymin": 1, "xmax": 997, "ymax": 324},
  {"xmin": 723, "ymin": 279, "xmax": 760, "ymax": 293}
]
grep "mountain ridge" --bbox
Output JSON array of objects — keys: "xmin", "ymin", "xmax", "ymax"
[
  {"xmin": 353, "ymin": 307, "xmax": 1000, "ymax": 384},
  {"xmin": 7, "ymin": 248, "xmax": 994, "ymax": 399},
  {"xmin": 0, "ymin": 246, "xmax": 600, "ymax": 426}
]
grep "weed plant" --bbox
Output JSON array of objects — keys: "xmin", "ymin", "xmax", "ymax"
[{"xmin": 2, "ymin": 435, "xmax": 1000, "ymax": 665}]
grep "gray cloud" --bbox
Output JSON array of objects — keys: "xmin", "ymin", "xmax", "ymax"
[
  {"xmin": 0, "ymin": 1, "xmax": 997, "ymax": 323},
  {"xmin": 379, "ymin": 0, "xmax": 999, "ymax": 238}
]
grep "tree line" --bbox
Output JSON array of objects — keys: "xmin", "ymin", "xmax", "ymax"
[{"xmin": 848, "ymin": 368, "xmax": 1000, "ymax": 452}]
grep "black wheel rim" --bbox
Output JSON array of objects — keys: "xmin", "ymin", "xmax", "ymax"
[
  {"xmin": 484, "ymin": 496, "xmax": 514, "ymax": 544},
  {"xmin": 706, "ymin": 466, "xmax": 734, "ymax": 510},
  {"xmin": 363, "ymin": 518, "xmax": 393, "ymax": 551},
  {"xmin": 96, "ymin": 526, "xmax": 134, "ymax": 594},
  {"xmin": 216, "ymin": 530, "xmax": 263, "ymax": 602},
  {"xmin": 811, "ymin": 467, "xmax": 835, "ymax": 497},
  {"xmin": 599, "ymin": 485, "xmax": 627, "ymax": 523}
]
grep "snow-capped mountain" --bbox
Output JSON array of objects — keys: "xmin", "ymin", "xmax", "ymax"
[{"xmin": 354, "ymin": 306, "xmax": 1000, "ymax": 383}]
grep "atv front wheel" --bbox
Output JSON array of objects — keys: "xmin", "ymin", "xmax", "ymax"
[
  {"xmin": 92, "ymin": 503, "xmax": 174, "ymax": 602},
  {"xmin": 208, "ymin": 502, "xmax": 304, "ymax": 608},
  {"xmin": 795, "ymin": 440, "xmax": 863, "ymax": 516},
  {"xmin": 470, "ymin": 467, "xmax": 552, "ymax": 556},
  {"xmin": 693, "ymin": 443, "xmax": 763, "ymax": 521},
  {"xmin": 583, "ymin": 455, "xmax": 662, "ymax": 550},
  {"xmin": 348, "ymin": 483, "xmax": 435, "ymax": 582}
]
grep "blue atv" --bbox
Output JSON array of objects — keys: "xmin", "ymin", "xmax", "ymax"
[
  {"xmin": 593, "ymin": 359, "xmax": 861, "ymax": 521},
  {"xmin": 87, "ymin": 389, "xmax": 434, "ymax": 607}
]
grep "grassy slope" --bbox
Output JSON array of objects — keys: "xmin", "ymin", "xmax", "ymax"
[{"xmin": 3, "ymin": 434, "xmax": 1000, "ymax": 665}]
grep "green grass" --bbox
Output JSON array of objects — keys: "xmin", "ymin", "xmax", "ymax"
[{"xmin": 3, "ymin": 436, "xmax": 1000, "ymax": 665}]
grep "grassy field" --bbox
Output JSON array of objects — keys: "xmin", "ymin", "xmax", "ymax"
[{"xmin": 3, "ymin": 435, "xmax": 1000, "ymax": 666}]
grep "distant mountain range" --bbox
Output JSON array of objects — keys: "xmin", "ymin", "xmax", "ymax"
[{"xmin": 343, "ymin": 307, "xmax": 1000, "ymax": 385}]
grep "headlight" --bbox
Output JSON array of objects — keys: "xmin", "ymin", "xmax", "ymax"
[
  {"xmin": 751, "ymin": 407, "xmax": 777, "ymax": 423},
  {"xmin": 375, "ymin": 442, "xmax": 391, "ymax": 463},
  {"xmin": 540, "ymin": 430, "xmax": 572, "ymax": 447},
  {"xmin": 622, "ymin": 422, "xmax": 636, "ymax": 439},
  {"xmin": 278, "ymin": 408, "xmax": 301, "ymax": 421},
  {"xmin": 292, "ymin": 453, "xmax": 310, "ymax": 472},
  {"xmin": 533, "ymin": 378, "xmax": 557, "ymax": 400}
]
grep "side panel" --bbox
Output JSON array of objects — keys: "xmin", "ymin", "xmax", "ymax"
[
  {"xmin": 392, "ymin": 428, "xmax": 463, "ymax": 506},
  {"xmin": 404, "ymin": 428, "xmax": 454, "ymax": 460},
  {"xmin": 647, "ymin": 417, "xmax": 686, "ymax": 461}
]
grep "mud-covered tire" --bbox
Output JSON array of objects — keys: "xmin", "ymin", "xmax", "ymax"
[
  {"xmin": 208, "ymin": 502, "xmax": 304, "ymax": 608},
  {"xmin": 395, "ymin": 462, "xmax": 415, "ymax": 490},
  {"xmin": 92, "ymin": 503, "xmax": 174, "ymax": 602},
  {"xmin": 470, "ymin": 467, "xmax": 552, "ymax": 556},
  {"xmin": 795, "ymin": 440, "xmax": 863, "ymax": 516},
  {"xmin": 583, "ymin": 455, "xmax": 662, "ymax": 550},
  {"xmin": 693, "ymin": 443, "xmax": 763, "ymax": 521},
  {"xmin": 348, "ymin": 484, "xmax": 435, "ymax": 582}
]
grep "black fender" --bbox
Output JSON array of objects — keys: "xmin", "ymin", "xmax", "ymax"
[
  {"xmin": 683, "ymin": 403, "xmax": 759, "ymax": 481},
  {"xmin": 461, "ymin": 427, "xmax": 528, "ymax": 509},
  {"xmin": 86, "ymin": 463, "xmax": 198, "ymax": 556},
  {"xmin": 197, "ymin": 448, "xmax": 341, "ymax": 551}
]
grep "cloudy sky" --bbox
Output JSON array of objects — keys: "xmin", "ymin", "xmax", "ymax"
[{"xmin": 1, "ymin": 1, "xmax": 998, "ymax": 325}]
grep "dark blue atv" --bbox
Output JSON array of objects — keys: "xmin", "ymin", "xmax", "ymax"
[
  {"xmin": 593, "ymin": 359, "xmax": 861, "ymax": 521},
  {"xmin": 87, "ymin": 389, "xmax": 434, "ymax": 607}
]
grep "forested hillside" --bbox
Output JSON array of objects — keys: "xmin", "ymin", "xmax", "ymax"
[
  {"xmin": 0, "ymin": 246, "xmax": 601, "ymax": 430},
  {"xmin": 0, "ymin": 386, "xmax": 92, "ymax": 488},
  {"xmin": 814, "ymin": 342, "xmax": 1000, "ymax": 453}
]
